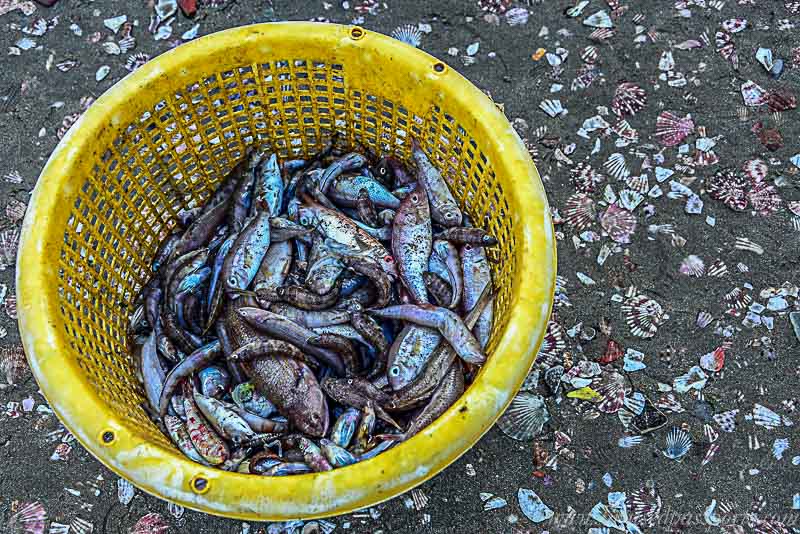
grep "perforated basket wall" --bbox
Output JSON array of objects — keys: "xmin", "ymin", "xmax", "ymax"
[{"xmin": 18, "ymin": 23, "xmax": 555, "ymax": 520}]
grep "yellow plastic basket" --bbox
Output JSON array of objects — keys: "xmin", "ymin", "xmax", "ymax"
[{"xmin": 16, "ymin": 23, "xmax": 555, "ymax": 520}]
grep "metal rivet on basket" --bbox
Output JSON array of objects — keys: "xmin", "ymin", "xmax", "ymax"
[
  {"xmin": 350, "ymin": 27, "xmax": 365, "ymax": 40},
  {"xmin": 99, "ymin": 430, "xmax": 116, "ymax": 446},
  {"xmin": 191, "ymin": 475, "xmax": 210, "ymax": 495},
  {"xmin": 433, "ymin": 62, "xmax": 447, "ymax": 74}
]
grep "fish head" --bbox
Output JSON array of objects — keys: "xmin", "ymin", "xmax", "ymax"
[
  {"xmin": 387, "ymin": 360, "xmax": 418, "ymax": 390},
  {"xmin": 377, "ymin": 251, "xmax": 399, "ymax": 278},
  {"xmin": 439, "ymin": 204, "xmax": 463, "ymax": 227},
  {"xmin": 296, "ymin": 206, "xmax": 318, "ymax": 228}
]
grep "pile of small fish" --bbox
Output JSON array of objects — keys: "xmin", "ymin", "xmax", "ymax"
[{"xmin": 130, "ymin": 140, "xmax": 497, "ymax": 475}]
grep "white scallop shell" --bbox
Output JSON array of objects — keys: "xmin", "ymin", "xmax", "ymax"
[{"xmin": 496, "ymin": 392, "xmax": 550, "ymax": 441}]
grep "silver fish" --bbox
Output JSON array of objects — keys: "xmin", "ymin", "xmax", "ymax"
[
  {"xmin": 391, "ymin": 183, "xmax": 432, "ymax": 303},
  {"xmin": 387, "ymin": 325, "xmax": 441, "ymax": 390},
  {"xmin": 254, "ymin": 152, "xmax": 283, "ymax": 217},
  {"xmin": 319, "ymin": 438, "xmax": 358, "ymax": 467},
  {"xmin": 252, "ymin": 240, "xmax": 292, "ymax": 299},
  {"xmin": 432, "ymin": 239, "xmax": 463, "ymax": 309},
  {"xmin": 193, "ymin": 389, "xmax": 256, "ymax": 444},
  {"xmin": 297, "ymin": 202, "xmax": 397, "ymax": 277},
  {"xmin": 411, "ymin": 139, "xmax": 462, "ymax": 227},
  {"xmin": 305, "ymin": 255, "xmax": 345, "ymax": 296},
  {"xmin": 369, "ymin": 305, "xmax": 485, "ymax": 365},
  {"xmin": 461, "ymin": 244, "xmax": 494, "ymax": 349},
  {"xmin": 328, "ymin": 173, "xmax": 401, "ymax": 209},
  {"xmin": 223, "ymin": 211, "xmax": 271, "ymax": 293}
]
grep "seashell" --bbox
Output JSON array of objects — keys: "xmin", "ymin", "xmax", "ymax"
[
  {"xmin": 611, "ymin": 82, "xmax": 647, "ymax": 117},
  {"xmin": 747, "ymin": 181, "xmax": 781, "ymax": 216},
  {"xmin": 724, "ymin": 286, "xmax": 752, "ymax": 309},
  {"xmin": 590, "ymin": 497, "xmax": 628, "ymax": 531},
  {"xmin": 537, "ymin": 320, "xmax": 566, "ymax": 368},
  {"xmin": 572, "ymin": 63, "xmax": 602, "ymax": 91},
  {"xmin": 600, "ymin": 203, "xmax": 636, "ymax": 244},
  {"xmin": 663, "ymin": 427, "xmax": 692, "ymax": 460},
  {"xmin": 702, "ymin": 424, "xmax": 719, "ymax": 445},
  {"xmin": 715, "ymin": 31, "xmax": 739, "ymax": 69},
  {"xmin": 6, "ymin": 199, "xmax": 26, "ymax": 222},
  {"xmin": 654, "ymin": 111, "xmax": 694, "ymax": 146},
  {"xmin": 571, "ymin": 162, "xmax": 604, "ymax": 193},
  {"xmin": 543, "ymin": 365, "xmax": 564, "ymax": 397},
  {"xmin": 539, "ymin": 99, "xmax": 566, "ymax": 118},
  {"xmin": 117, "ymin": 478, "xmax": 135, "ymax": 506},
  {"xmin": 564, "ymin": 0, "xmax": 589, "ymax": 17},
  {"xmin": 101, "ymin": 41, "xmax": 122, "ymax": 55},
  {"xmin": 596, "ymin": 380, "xmax": 626, "ymax": 414},
  {"xmin": 480, "ymin": 493, "xmax": 508, "ymax": 511},
  {"xmin": 518, "ymin": 488, "xmax": 553, "ymax": 523},
  {"xmin": 118, "ymin": 35, "xmax": 136, "ymax": 54},
  {"xmin": 741, "ymin": 158, "xmax": 768, "ymax": 183},
  {"xmin": 623, "ymin": 392, "xmax": 646, "ymax": 415},
  {"xmin": 618, "ymin": 189, "xmax": 644, "ymax": 211},
  {"xmin": 722, "ymin": 17, "xmax": 747, "ymax": 33},
  {"xmin": 699, "ymin": 347, "xmax": 725, "ymax": 372},
  {"xmin": 773, "ymin": 438, "xmax": 790, "ymax": 460},
  {"xmin": 679, "ymin": 255, "xmax": 704, "ymax": 277},
  {"xmin": 741, "ymin": 80, "xmax": 768, "ymax": 107},
  {"xmin": 621, "ymin": 294, "xmax": 667, "ymax": 338},
  {"xmin": 657, "ymin": 50, "xmax": 675, "ymax": 71},
  {"xmin": 505, "ymin": 7, "xmax": 529, "ymax": 26},
  {"xmin": 589, "ymin": 27, "xmax": 616, "ymax": 41},
  {"xmin": 163, "ymin": 503, "xmax": 182, "ymax": 521},
  {"xmin": 632, "ymin": 399, "xmax": 667, "ymax": 434},
  {"xmin": 125, "ymin": 53, "xmax": 151, "ymax": 73},
  {"xmin": 755, "ymin": 47, "xmax": 774, "ymax": 71},
  {"xmin": 767, "ymin": 87, "xmax": 797, "ymax": 112},
  {"xmin": 604, "ymin": 153, "xmax": 629, "ymax": 180},
  {"xmin": 598, "ymin": 339, "xmax": 623, "ymax": 364},
  {"xmin": 554, "ymin": 430, "xmax": 571, "ymax": 450},
  {"xmin": 618, "ymin": 407, "xmax": 634, "ymax": 428},
  {"xmin": 0, "ymin": 227, "xmax": 20, "ymax": 271},
  {"xmin": 673, "ymin": 365, "xmax": 707, "ymax": 393},
  {"xmin": 623, "ymin": 349, "xmax": 646, "ymax": 372},
  {"xmin": 390, "ymin": 24, "xmax": 422, "ymax": 48},
  {"xmin": 713, "ymin": 409, "xmax": 739, "ymax": 433},
  {"xmin": 706, "ymin": 168, "xmax": 749, "ymax": 212},
  {"xmin": 564, "ymin": 193, "xmax": 596, "ymax": 230},
  {"xmin": 628, "ymin": 484, "xmax": 662, "ymax": 528},
  {"xmin": 612, "ymin": 119, "xmax": 638, "ymax": 143},
  {"xmin": 1, "ymin": 345, "xmax": 29, "ymax": 386},
  {"xmin": 69, "ymin": 517, "xmax": 93, "ymax": 534},
  {"xmin": 478, "ymin": 0, "xmax": 511, "ymax": 13},
  {"xmin": 696, "ymin": 311, "xmax": 713, "ymax": 329},
  {"xmin": 7, "ymin": 502, "xmax": 46, "ymax": 534},
  {"xmin": 655, "ymin": 393, "xmax": 684, "ymax": 413},
  {"xmin": 701, "ymin": 442, "xmax": 721, "ymax": 466},
  {"xmin": 706, "ymin": 259, "xmax": 728, "ymax": 277},
  {"xmin": 618, "ymin": 435, "xmax": 643, "ymax": 448},
  {"xmin": 704, "ymin": 499, "xmax": 721, "ymax": 527},
  {"xmin": 95, "ymin": 65, "xmax": 111, "ymax": 82},
  {"xmin": 496, "ymin": 392, "xmax": 550, "ymax": 441},
  {"xmin": 129, "ymin": 513, "xmax": 169, "ymax": 534},
  {"xmin": 625, "ymin": 174, "xmax": 648, "ymax": 194},
  {"xmin": 581, "ymin": 45, "xmax": 599, "ymax": 64},
  {"xmin": 583, "ymin": 10, "xmax": 613, "ymax": 28},
  {"xmin": 751, "ymin": 403, "xmax": 793, "ymax": 429},
  {"xmin": 49, "ymin": 523, "xmax": 70, "ymax": 534}
]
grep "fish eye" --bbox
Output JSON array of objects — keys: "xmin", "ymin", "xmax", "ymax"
[
  {"xmin": 347, "ymin": 379, "xmax": 354, "ymax": 385},
  {"xmin": 383, "ymin": 255, "xmax": 394, "ymax": 263},
  {"xmin": 228, "ymin": 275, "xmax": 238, "ymax": 284},
  {"xmin": 300, "ymin": 216, "xmax": 309, "ymax": 225},
  {"xmin": 389, "ymin": 367, "xmax": 400, "ymax": 376},
  {"xmin": 464, "ymin": 244, "xmax": 472, "ymax": 251},
  {"xmin": 445, "ymin": 212, "xmax": 455, "ymax": 219},
  {"xmin": 411, "ymin": 194, "xmax": 418, "ymax": 202}
]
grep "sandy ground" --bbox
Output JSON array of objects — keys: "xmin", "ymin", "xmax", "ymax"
[{"xmin": 1, "ymin": 1, "xmax": 799, "ymax": 533}]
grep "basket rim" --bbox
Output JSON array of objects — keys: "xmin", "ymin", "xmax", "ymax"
[{"xmin": 16, "ymin": 21, "xmax": 555, "ymax": 520}]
